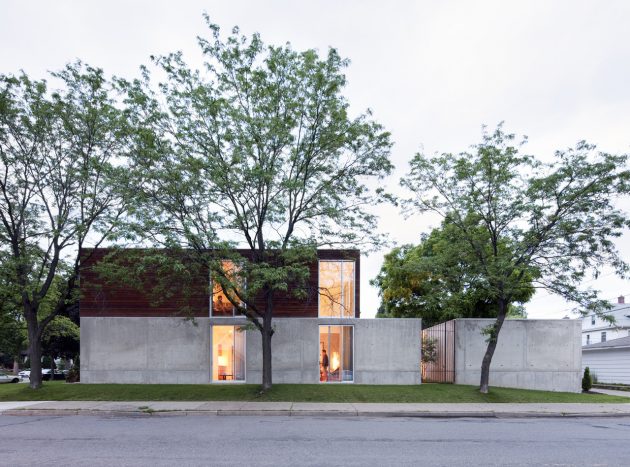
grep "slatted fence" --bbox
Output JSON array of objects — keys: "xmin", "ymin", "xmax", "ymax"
[{"xmin": 422, "ymin": 320, "xmax": 455, "ymax": 383}]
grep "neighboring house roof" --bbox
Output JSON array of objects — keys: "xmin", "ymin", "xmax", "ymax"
[{"xmin": 583, "ymin": 335, "xmax": 630, "ymax": 351}]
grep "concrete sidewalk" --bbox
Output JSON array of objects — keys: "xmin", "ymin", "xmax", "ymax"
[{"xmin": 2, "ymin": 400, "xmax": 630, "ymax": 418}]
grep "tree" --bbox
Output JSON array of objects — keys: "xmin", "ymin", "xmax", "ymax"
[
  {"xmin": 0, "ymin": 63, "xmax": 132, "ymax": 388},
  {"xmin": 372, "ymin": 218, "xmax": 534, "ymax": 327},
  {"xmin": 0, "ymin": 251, "xmax": 27, "ymax": 373},
  {"xmin": 121, "ymin": 17, "xmax": 393, "ymax": 390},
  {"xmin": 402, "ymin": 125, "xmax": 630, "ymax": 393},
  {"xmin": 41, "ymin": 315, "xmax": 80, "ymax": 368},
  {"xmin": 582, "ymin": 366, "xmax": 592, "ymax": 392}
]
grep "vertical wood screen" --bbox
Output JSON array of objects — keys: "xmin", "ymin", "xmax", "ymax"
[{"xmin": 422, "ymin": 320, "xmax": 455, "ymax": 383}]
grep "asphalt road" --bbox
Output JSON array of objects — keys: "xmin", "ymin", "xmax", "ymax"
[{"xmin": 1, "ymin": 414, "xmax": 629, "ymax": 466}]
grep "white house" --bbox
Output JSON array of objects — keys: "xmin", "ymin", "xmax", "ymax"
[
  {"xmin": 582, "ymin": 335, "xmax": 630, "ymax": 385},
  {"xmin": 581, "ymin": 296, "xmax": 630, "ymax": 346}
]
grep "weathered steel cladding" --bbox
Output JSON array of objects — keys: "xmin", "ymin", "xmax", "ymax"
[{"xmin": 79, "ymin": 248, "xmax": 360, "ymax": 318}]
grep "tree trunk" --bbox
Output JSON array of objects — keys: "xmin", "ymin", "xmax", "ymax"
[
  {"xmin": 479, "ymin": 300, "xmax": 508, "ymax": 394},
  {"xmin": 26, "ymin": 310, "xmax": 43, "ymax": 389},
  {"xmin": 12, "ymin": 359, "xmax": 19, "ymax": 375},
  {"xmin": 28, "ymin": 334, "xmax": 43, "ymax": 389},
  {"xmin": 260, "ymin": 290, "xmax": 274, "ymax": 391},
  {"xmin": 261, "ymin": 324, "xmax": 273, "ymax": 391}
]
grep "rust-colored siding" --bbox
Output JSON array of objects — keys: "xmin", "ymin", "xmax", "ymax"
[{"xmin": 79, "ymin": 248, "xmax": 360, "ymax": 318}]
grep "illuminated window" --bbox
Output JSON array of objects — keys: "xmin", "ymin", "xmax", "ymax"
[
  {"xmin": 212, "ymin": 326, "xmax": 245, "ymax": 382},
  {"xmin": 319, "ymin": 325, "xmax": 353, "ymax": 382},
  {"xmin": 211, "ymin": 260, "xmax": 242, "ymax": 317},
  {"xmin": 319, "ymin": 260, "xmax": 355, "ymax": 318}
]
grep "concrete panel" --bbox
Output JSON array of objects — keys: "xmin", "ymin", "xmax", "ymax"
[
  {"xmin": 454, "ymin": 319, "xmax": 581, "ymax": 392},
  {"xmin": 81, "ymin": 317, "xmax": 211, "ymax": 384},
  {"xmin": 353, "ymin": 318, "xmax": 423, "ymax": 384},
  {"xmin": 242, "ymin": 318, "xmax": 320, "ymax": 384},
  {"xmin": 81, "ymin": 317, "xmax": 149, "ymax": 371},
  {"xmin": 82, "ymin": 316, "xmax": 422, "ymax": 385},
  {"xmin": 147, "ymin": 319, "xmax": 210, "ymax": 371}
]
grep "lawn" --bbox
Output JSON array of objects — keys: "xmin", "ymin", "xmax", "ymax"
[{"xmin": 1, "ymin": 382, "xmax": 628, "ymax": 403}]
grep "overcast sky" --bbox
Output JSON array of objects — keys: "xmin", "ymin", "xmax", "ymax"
[{"xmin": 2, "ymin": 0, "xmax": 629, "ymax": 318}]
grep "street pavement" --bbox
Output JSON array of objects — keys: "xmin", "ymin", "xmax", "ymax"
[
  {"xmin": 2, "ymin": 400, "xmax": 630, "ymax": 418},
  {"xmin": 1, "ymin": 413, "xmax": 630, "ymax": 466}
]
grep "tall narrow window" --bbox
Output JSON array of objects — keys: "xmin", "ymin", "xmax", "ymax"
[
  {"xmin": 591, "ymin": 316, "xmax": 595, "ymax": 325},
  {"xmin": 586, "ymin": 334, "xmax": 590, "ymax": 345},
  {"xmin": 319, "ymin": 260, "xmax": 355, "ymax": 318},
  {"xmin": 319, "ymin": 325, "xmax": 353, "ymax": 382},
  {"xmin": 211, "ymin": 260, "xmax": 242, "ymax": 317},
  {"xmin": 601, "ymin": 331, "xmax": 607, "ymax": 343},
  {"xmin": 212, "ymin": 326, "xmax": 245, "ymax": 382}
]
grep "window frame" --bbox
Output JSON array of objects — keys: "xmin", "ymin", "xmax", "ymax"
[
  {"xmin": 211, "ymin": 325, "xmax": 247, "ymax": 384},
  {"xmin": 318, "ymin": 324, "xmax": 354, "ymax": 384},
  {"xmin": 601, "ymin": 331, "xmax": 607, "ymax": 343},
  {"xmin": 209, "ymin": 260, "xmax": 245, "ymax": 318},
  {"xmin": 317, "ymin": 259, "xmax": 356, "ymax": 318}
]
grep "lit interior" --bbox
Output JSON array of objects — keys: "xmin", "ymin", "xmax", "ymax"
[
  {"xmin": 319, "ymin": 325, "xmax": 353, "ymax": 382},
  {"xmin": 319, "ymin": 261, "xmax": 355, "ymax": 317},
  {"xmin": 212, "ymin": 260, "xmax": 239, "ymax": 316},
  {"xmin": 212, "ymin": 326, "xmax": 245, "ymax": 381}
]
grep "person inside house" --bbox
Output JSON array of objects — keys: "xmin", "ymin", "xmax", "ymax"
[{"xmin": 321, "ymin": 349, "xmax": 329, "ymax": 382}]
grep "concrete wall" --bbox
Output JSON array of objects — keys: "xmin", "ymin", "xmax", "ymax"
[
  {"xmin": 81, "ymin": 317, "xmax": 422, "ymax": 385},
  {"xmin": 454, "ymin": 319, "xmax": 582, "ymax": 392},
  {"xmin": 81, "ymin": 317, "xmax": 211, "ymax": 384},
  {"xmin": 582, "ymin": 348, "xmax": 630, "ymax": 384}
]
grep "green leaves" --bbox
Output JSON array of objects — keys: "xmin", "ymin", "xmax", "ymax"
[
  {"xmin": 402, "ymin": 124, "xmax": 630, "ymax": 319},
  {"xmin": 1, "ymin": 62, "xmax": 134, "ymax": 386},
  {"xmin": 373, "ymin": 217, "xmax": 534, "ymax": 326},
  {"xmin": 120, "ymin": 19, "xmax": 393, "ymax": 323}
]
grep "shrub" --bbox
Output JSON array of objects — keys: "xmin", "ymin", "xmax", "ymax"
[
  {"xmin": 66, "ymin": 354, "xmax": 80, "ymax": 383},
  {"xmin": 582, "ymin": 366, "xmax": 593, "ymax": 392},
  {"xmin": 421, "ymin": 337, "xmax": 438, "ymax": 364}
]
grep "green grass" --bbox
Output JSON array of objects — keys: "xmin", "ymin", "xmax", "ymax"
[{"xmin": 1, "ymin": 381, "xmax": 628, "ymax": 403}]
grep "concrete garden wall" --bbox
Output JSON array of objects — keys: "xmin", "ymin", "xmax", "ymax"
[
  {"xmin": 80, "ymin": 317, "xmax": 423, "ymax": 385},
  {"xmin": 454, "ymin": 319, "xmax": 582, "ymax": 392}
]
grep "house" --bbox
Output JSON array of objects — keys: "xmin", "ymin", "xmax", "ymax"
[
  {"xmin": 79, "ymin": 249, "xmax": 422, "ymax": 385},
  {"xmin": 581, "ymin": 296, "xmax": 630, "ymax": 346},
  {"xmin": 582, "ymin": 336, "xmax": 630, "ymax": 385}
]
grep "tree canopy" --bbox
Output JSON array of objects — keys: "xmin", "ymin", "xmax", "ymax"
[
  {"xmin": 0, "ymin": 62, "xmax": 132, "ymax": 387},
  {"xmin": 373, "ymin": 217, "xmax": 533, "ymax": 327},
  {"xmin": 119, "ymin": 17, "xmax": 393, "ymax": 389},
  {"xmin": 402, "ymin": 124, "xmax": 630, "ymax": 392}
]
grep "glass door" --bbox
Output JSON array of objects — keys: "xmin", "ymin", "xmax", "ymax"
[{"xmin": 319, "ymin": 325, "xmax": 353, "ymax": 382}]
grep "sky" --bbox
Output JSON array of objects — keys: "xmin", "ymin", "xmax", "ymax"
[{"xmin": 2, "ymin": 0, "xmax": 630, "ymax": 318}]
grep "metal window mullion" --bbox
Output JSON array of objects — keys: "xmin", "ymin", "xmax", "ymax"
[{"xmin": 339, "ymin": 261, "xmax": 343, "ymax": 318}]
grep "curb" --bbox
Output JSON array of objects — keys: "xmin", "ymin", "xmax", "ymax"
[{"xmin": 3, "ymin": 408, "xmax": 630, "ymax": 419}]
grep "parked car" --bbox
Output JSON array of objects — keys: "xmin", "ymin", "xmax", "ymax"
[
  {"xmin": 0, "ymin": 373, "xmax": 20, "ymax": 384},
  {"xmin": 42, "ymin": 369, "xmax": 66, "ymax": 381},
  {"xmin": 17, "ymin": 369, "xmax": 65, "ymax": 381}
]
